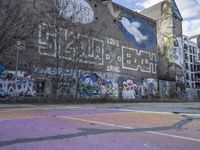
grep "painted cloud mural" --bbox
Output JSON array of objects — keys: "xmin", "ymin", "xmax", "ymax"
[{"xmin": 104, "ymin": 1, "xmax": 156, "ymax": 49}]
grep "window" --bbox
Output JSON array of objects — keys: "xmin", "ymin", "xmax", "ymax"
[
  {"xmin": 189, "ymin": 45, "xmax": 192, "ymax": 53},
  {"xmin": 193, "ymin": 47, "xmax": 195, "ymax": 54},
  {"xmin": 191, "ymin": 64, "xmax": 194, "ymax": 72},
  {"xmin": 192, "ymin": 83, "xmax": 194, "ymax": 88},
  {"xmin": 190, "ymin": 55, "xmax": 193, "ymax": 62},
  {"xmin": 184, "ymin": 44, "xmax": 188, "ymax": 50},
  {"xmin": 185, "ymin": 53, "xmax": 188, "ymax": 59},
  {"xmin": 185, "ymin": 63, "xmax": 188, "ymax": 69},
  {"xmin": 191, "ymin": 73, "xmax": 194, "ymax": 81},
  {"xmin": 186, "ymin": 73, "xmax": 189, "ymax": 79}
]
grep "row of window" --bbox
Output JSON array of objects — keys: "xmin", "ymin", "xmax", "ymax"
[
  {"xmin": 185, "ymin": 63, "xmax": 200, "ymax": 72},
  {"xmin": 184, "ymin": 44, "xmax": 197, "ymax": 54},
  {"xmin": 185, "ymin": 53, "xmax": 196, "ymax": 62},
  {"xmin": 186, "ymin": 72, "xmax": 200, "ymax": 81}
]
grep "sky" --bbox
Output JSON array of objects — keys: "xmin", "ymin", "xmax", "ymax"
[{"xmin": 113, "ymin": 0, "xmax": 200, "ymax": 41}]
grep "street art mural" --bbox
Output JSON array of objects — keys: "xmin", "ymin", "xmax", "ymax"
[
  {"xmin": 79, "ymin": 72, "xmax": 118, "ymax": 98},
  {"xmin": 54, "ymin": 0, "xmax": 94, "ymax": 24},
  {"xmin": 142, "ymin": 78, "xmax": 157, "ymax": 98},
  {"xmin": 157, "ymin": 0, "xmax": 174, "ymax": 77},
  {"xmin": 121, "ymin": 79, "xmax": 137, "ymax": 99},
  {"xmin": 176, "ymin": 75, "xmax": 186, "ymax": 97},
  {"xmin": 104, "ymin": 1, "xmax": 157, "ymax": 49},
  {"xmin": 159, "ymin": 80, "xmax": 184, "ymax": 99},
  {"xmin": 118, "ymin": 77, "xmax": 158, "ymax": 99},
  {"xmin": 157, "ymin": 0, "xmax": 184, "ymax": 79},
  {"xmin": 174, "ymin": 37, "xmax": 184, "ymax": 67},
  {"xmin": 0, "ymin": 71, "xmax": 36, "ymax": 98},
  {"xmin": 33, "ymin": 66, "xmax": 76, "ymax": 97}
]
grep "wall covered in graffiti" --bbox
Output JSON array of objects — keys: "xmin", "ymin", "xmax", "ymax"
[
  {"xmin": 79, "ymin": 71, "xmax": 119, "ymax": 98},
  {"xmin": 33, "ymin": 66, "xmax": 77, "ymax": 97},
  {"xmin": 159, "ymin": 79, "xmax": 185, "ymax": 99},
  {"xmin": 0, "ymin": 70, "xmax": 36, "ymax": 98},
  {"xmin": 79, "ymin": 71, "xmax": 158, "ymax": 99}
]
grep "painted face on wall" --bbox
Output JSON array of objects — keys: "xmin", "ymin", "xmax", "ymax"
[
  {"xmin": 157, "ymin": 1, "xmax": 175, "ymax": 65},
  {"xmin": 54, "ymin": 0, "xmax": 94, "ymax": 24},
  {"xmin": 173, "ymin": 15, "xmax": 182, "ymax": 37},
  {"xmin": 160, "ymin": 2, "xmax": 174, "ymax": 37}
]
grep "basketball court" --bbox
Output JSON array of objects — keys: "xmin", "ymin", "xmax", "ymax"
[{"xmin": 0, "ymin": 104, "xmax": 200, "ymax": 150}]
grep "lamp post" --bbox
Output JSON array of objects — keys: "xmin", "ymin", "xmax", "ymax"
[{"xmin": 14, "ymin": 40, "xmax": 21, "ymax": 100}]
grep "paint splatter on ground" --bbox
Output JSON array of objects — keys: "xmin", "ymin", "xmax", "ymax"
[{"xmin": 0, "ymin": 105, "xmax": 199, "ymax": 150}]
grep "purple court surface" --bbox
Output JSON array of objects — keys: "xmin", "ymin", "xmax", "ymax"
[{"xmin": 0, "ymin": 104, "xmax": 200, "ymax": 150}]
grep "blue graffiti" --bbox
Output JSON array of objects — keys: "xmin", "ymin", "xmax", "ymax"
[
  {"xmin": 79, "ymin": 72, "xmax": 118, "ymax": 97},
  {"xmin": 79, "ymin": 73, "xmax": 102, "ymax": 97},
  {"xmin": 0, "ymin": 64, "xmax": 6, "ymax": 74}
]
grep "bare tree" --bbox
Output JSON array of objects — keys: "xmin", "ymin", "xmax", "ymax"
[
  {"xmin": 0, "ymin": 0, "xmax": 37, "ymax": 54},
  {"xmin": 35, "ymin": 0, "xmax": 99, "ymax": 98}
]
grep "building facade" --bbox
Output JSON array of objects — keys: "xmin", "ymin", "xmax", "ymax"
[
  {"xmin": 183, "ymin": 36, "xmax": 200, "ymax": 99},
  {"xmin": 0, "ymin": 0, "xmax": 198, "ymax": 100},
  {"xmin": 0, "ymin": 0, "xmax": 158, "ymax": 99}
]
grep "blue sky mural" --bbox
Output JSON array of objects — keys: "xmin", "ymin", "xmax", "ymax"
[
  {"xmin": 113, "ymin": 0, "xmax": 200, "ymax": 39},
  {"xmin": 115, "ymin": 13, "xmax": 156, "ymax": 49},
  {"xmin": 104, "ymin": 1, "xmax": 156, "ymax": 49}
]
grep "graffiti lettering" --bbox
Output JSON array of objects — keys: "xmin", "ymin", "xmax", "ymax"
[
  {"xmin": 106, "ymin": 37, "xmax": 119, "ymax": 47},
  {"xmin": 38, "ymin": 23, "xmax": 157, "ymax": 75},
  {"xmin": 122, "ymin": 46, "xmax": 157, "ymax": 73}
]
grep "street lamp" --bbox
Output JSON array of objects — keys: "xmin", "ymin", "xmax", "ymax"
[{"xmin": 14, "ymin": 40, "xmax": 20, "ymax": 100}]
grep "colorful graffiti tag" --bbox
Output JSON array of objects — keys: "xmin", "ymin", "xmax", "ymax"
[
  {"xmin": 79, "ymin": 72, "xmax": 118, "ymax": 98},
  {"xmin": 142, "ymin": 79, "xmax": 157, "ymax": 98},
  {"xmin": 0, "ymin": 71, "xmax": 36, "ymax": 97},
  {"xmin": 122, "ymin": 79, "xmax": 137, "ymax": 99},
  {"xmin": 105, "ymin": 1, "xmax": 156, "ymax": 49},
  {"xmin": 33, "ymin": 66, "xmax": 76, "ymax": 97}
]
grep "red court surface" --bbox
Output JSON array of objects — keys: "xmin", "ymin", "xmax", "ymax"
[{"xmin": 0, "ymin": 106, "xmax": 200, "ymax": 150}]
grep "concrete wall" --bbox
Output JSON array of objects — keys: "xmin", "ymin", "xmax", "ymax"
[{"xmin": 0, "ymin": 65, "xmax": 158, "ymax": 100}]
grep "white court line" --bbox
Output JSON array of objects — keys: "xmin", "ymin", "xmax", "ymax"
[
  {"xmin": 75, "ymin": 107, "xmax": 200, "ymax": 117},
  {"xmin": 0, "ymin": 116, "xmax": 47, "ymax": 122},
  {"xmin": 58, "ymin": 116, "xmax": 200, "ymax": 142},
  {"xmin": 148, "ymin": 131, "xmax": 200, "ymax": 142}
]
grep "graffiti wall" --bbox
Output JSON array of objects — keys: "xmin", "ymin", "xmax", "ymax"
[
  {"xmin": 142, "ymin": 78, "xmax": 158, "ymax": 98},
  {"xmin": 79, "ymin": 71, "xmax": 158, "ymax": 99},
  {"xmin": 118, "ymin": 76, "xmax": 140, "ymax": 99},
  {"xmin": 157, "ymin": 0, "xmax": 184, "ymax": 79},
  {"xmin": 159, "ymin": 79, "xmax": 185, "ymax": 99},
  {"xmin": 33, "ymin": 66, "xmax": 76, "ymax": 97},
  {"xmin": 79, "ymin": 71, "xmax": 119, "ymax": 98},
  {"xmin": 0, "ymin": 70, "xmax": 36, "ymax": 98}
]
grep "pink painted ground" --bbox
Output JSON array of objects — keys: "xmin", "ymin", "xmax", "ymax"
[{"xmin": 0, "ymin": 106, "xmax": 199, "ymax": 150}]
